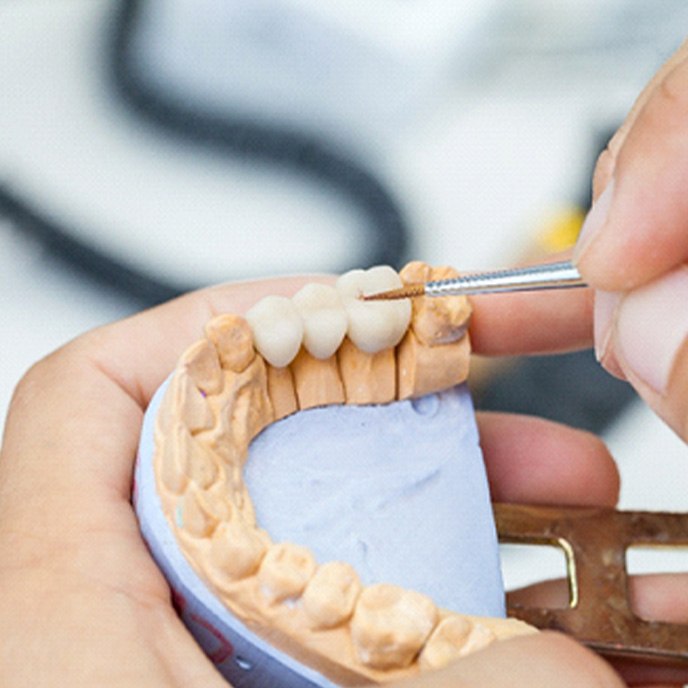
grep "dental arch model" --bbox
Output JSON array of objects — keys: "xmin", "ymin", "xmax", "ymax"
[{"xmin": 148, "ymin": 262, "xmax": 535, "ymax": 686}]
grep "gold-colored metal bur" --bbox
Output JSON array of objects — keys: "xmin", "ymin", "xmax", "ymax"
[{"xmin": 361, "ymin": 284, "xmax": 425, "ymax": 301}]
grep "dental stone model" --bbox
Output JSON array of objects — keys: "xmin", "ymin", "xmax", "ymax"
[{"xmin": 135, "ymin": 262, "xmax": 536, "ymax": 688}]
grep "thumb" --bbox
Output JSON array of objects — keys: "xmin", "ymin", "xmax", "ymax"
[
  {"xmin": 574, "ymin": 41, "xmax": 688, "ymax": 292},
  {"xmin": 390, "ymin": 633, "xmax": 623, "ymax": 688},
  {"xmin": 594, "ymin": 265, "xmax": 688, "ymax": 440}
]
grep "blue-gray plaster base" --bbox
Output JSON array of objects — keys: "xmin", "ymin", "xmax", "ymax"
[{"xmin": 135, "ymin": 379, "xmax": 504, "ymax": 687}]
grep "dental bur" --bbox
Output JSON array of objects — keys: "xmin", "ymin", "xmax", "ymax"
[{"xmin": 363, "ymin": 260, "xmax": 586, "ymax": 300}]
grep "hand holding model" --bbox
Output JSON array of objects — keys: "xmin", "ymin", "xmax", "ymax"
[
  {"xmin": 574, "ymin": 39, "xmax": 688, "ymax": 441},
  {"xmin": 0, "ymin": 278, "xmax": 627, "ymax": 688}
]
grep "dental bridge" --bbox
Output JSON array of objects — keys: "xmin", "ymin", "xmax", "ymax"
[{"xmin": 143, "ymin": 261, "xmax": 688, "ymax": 686}]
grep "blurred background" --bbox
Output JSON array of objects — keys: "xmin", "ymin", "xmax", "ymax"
[{"xmin": 1, "ymin": 0, "xmax": 686, "ymax": 592}]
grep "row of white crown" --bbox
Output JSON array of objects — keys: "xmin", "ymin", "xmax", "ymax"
[{"xmin": 245, "ymin": 266, "xmax": 412, "ymax": 367}]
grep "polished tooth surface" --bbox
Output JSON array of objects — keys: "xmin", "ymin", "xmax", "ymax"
[
  {"xmin": 336, "ymin": 266, "xmax": 411, "ymax": 354},
  {"xmin": 245, "ymin": 296, "xmax": 304, "ymax": 368},
  {"xmin": 292, "ymin": 283, "xmax": 348, "ymax": 359}
]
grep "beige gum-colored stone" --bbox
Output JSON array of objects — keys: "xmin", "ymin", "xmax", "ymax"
[
  {"xmin": 153, "ymin": 263, "xmax": 535, "ymax": 685},
  {"xmin": 397, "ymin": 329, "xmax": 471, "ymax": 400},
  {"xmin": 337, "ymin": 337, "xmax": 396, "ymax": 405},
  {"xmin": 290, "ymin": 348, "xmax": 345, "ymax": 410},
  {"xmin": 266, "ymin": 364, "xmax": 298, "ymax": 421}
]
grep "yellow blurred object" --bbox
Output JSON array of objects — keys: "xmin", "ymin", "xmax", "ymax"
[{"xmin": 535, "ymin": 206, "xmax": 585, "ymax": 254}]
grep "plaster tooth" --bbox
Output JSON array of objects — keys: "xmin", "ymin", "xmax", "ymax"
[
  {"xmin": 457, "ymin": 623, "xmax": 496, "ymax": 657},
  {"xmin": 180, "ymin": 339, "xmax": 223, "ymax": 395},
  {"xmin": 336, "ymin": 266, "xmax": 411, "ymax": 354},
  {"xmin": 195, "ymin": 486, "xmax": 233, "ymax": 523},
  {"xmin": 400, "ymin": 262, "xmax": 471, "ymax": 346},
  {"xmin": 302, "ymin": 562, "xmax": 361, "ymax": 630},
  {"xmin": 292, "ymin": 283, "xmax": 348, "ymax": 359},
  {"xmin": 210, "ymin": 518, "xmax": 270, "ymax": 581},
  {"xmin": 205, "ymin": 314, "xmax": 255, "ymax": 372},
  {"xmin": 215, "ymin": 356, "xmax": 274, "ymax": 452},
  {"xmin": 258, "ymin": 543, "xmax": 317, "ymax": 603},
  {"xmin": 160, "ymin": 423, "xmax": 217, "ymax": 493},
  {"xmin": 178, "ymin": 425, "xmax": 219, "ymax": 489},
  {"xmin": 418, "ymin": 615, "xmax": 473, "ymax": 670},
  {"xmin": 177, "ymin": 489, "xmax": 216, "ymax": 538},
  {"xmin": 170, "ymin": 372, "xmax": 214, "ymax": 433},
  {"xmin": 351, "ymin": 584, "xmax": 438, "ymax": 670},
  {"xmin": 245, "ymin": 296, "xmax": 304, "ymax": 368},
  {"xmin": 157, "ymin": 433, "xmax": 188, "ymax": 495}
]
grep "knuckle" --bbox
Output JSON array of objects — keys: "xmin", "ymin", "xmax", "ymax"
[
  {"xmin": 8, "ymin": 338, "xmax": 90, "ymax": 412},
  {"xmin": 644, "ymin": 58, "xmax": 688, "ymax": 129}
]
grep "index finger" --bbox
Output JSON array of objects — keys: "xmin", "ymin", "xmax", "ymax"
[{"xmin": 469, "ymin": 283, "xmax": 594, "ymax": 356}]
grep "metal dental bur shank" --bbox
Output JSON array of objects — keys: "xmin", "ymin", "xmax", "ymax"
[{"xmin": 363, "ymin": 260, "xmax": 586, "ymax": 300}]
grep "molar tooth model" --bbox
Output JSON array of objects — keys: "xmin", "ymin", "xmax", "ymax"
[{"xmin": 135, "ymin": 262, "xmax": 536, "ymax": 688}]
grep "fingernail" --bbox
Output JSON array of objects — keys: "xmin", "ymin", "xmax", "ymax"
[
  {"xmin": 615, "ymin": 266, "xmax": 688, "ymax": 394},
  {"xmin": 574, "ymin": 180, "xmax": 615, "ymax": 264},
  {"xmin": 593, "ymin": 291, "xmax": 620, "ymax": 362}
]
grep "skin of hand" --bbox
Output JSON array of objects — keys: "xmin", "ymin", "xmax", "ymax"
[
  {"xmin": 573, "ymin": 38, "xmax": 688, "ymax": 440},
  {"xmin": 0, "ymin": 277, "xmax": 686, "ymax": 688}
]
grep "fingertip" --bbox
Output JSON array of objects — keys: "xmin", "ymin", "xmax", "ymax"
[
  {"xmin": 478, "ymin": 413, "xmax": 620, "ymax": 508},
  {"xmin": 607, "ymin": 266, "xmax": 688, "ymax": 440},
  {"xmin": 577, "ymin": 56, "xmax": 688, "ymax": 293}
]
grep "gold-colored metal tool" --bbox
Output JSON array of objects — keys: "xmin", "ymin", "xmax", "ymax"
[
  {"xmin": 363, "ymin": 260, "xmax": 586, "ymax": 301},
  {"xmin": 494, "ymin": 502, "xmax": 688, "ymax": 667}
]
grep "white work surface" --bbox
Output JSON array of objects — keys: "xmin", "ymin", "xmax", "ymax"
[{"xmin": 1, "ymin": 0, "xmax": 687, "ymax": 595}]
